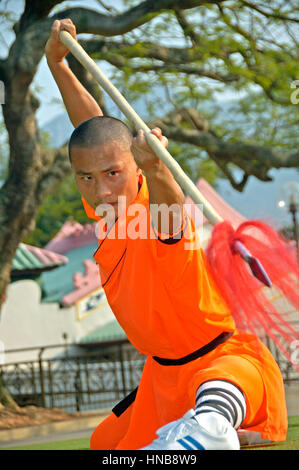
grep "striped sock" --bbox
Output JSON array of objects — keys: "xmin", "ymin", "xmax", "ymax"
[{"xmin": 195, "ymin": 380, "xmax": 247, "ymax": 429}]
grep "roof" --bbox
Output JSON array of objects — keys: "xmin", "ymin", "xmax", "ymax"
[
  {"xmin": 79, "ymin": 320, "xmax": 127, "ymax": 344},
  {"xmin": 45, "ymin": 219, "xmax": 98, "ymax": 254},
  {"xmin": 184, "ymin": 178, "xmax": 246, "ymax": 229},
  {"xmin": 41, "ymin": 243, "xmax": 98, "ymax": 303},
  {"xmin": 11, "ymin": 243, "xmax": 68, "ymax": 276},
  {"xmin": 61, "ymin": 259, "xmax": 101, "ymax": 307}
]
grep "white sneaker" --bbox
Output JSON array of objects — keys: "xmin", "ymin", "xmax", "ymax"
[{"xmin": 140, "ymin": 410, "xmax": 240, "ymax": 450}]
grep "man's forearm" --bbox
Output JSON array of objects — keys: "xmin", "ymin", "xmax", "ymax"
[
  {"xmin": 47, "ymin": 59, "xmax": 103, "ymax": 128},
  {"xmin": 145, "ymin": 162, "xmax": 185, "ymax": 236}
]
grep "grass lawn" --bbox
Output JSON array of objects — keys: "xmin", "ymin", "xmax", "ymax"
[
  {"xmin": 0, "ymin": 438, "xmax": 90, "ymax": 451},
  {"xmin": 244, "ymin": 415, "xmax": 299, "ymax": 450},
  {"xmin": 1, "ymin": 416, "xmax": 299, "ymax": 451}
]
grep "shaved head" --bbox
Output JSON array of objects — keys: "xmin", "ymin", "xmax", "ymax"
[
  {"xmin": 70, "ymin": 115, "xmax": 141, "ymax": 216},
  {"xmin": 68, "ymin": 116, "xmax": 133, "ymax": 161}
]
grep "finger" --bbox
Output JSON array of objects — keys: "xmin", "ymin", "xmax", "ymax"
[
  {"xmin": 152, "ymin": 128, "xmax": 167, "ymax": 144},
  {"xmin": 51, "ymin": 19, "xmax": 60, "ymax": 41},
  {"xmin": 152, "ymin": 129, "xmax": 166, "ymax": 143},
  {"xmin": 161, "ymin": 136, "xmax": 168, "ymax": 148},
  {"xmin": 60, "ymin": 19, "xmax": 77, "ymax": 38},
  {"xmin": 151, "ymin": 127, "xmax": 162, "ymax": 137},
  {"xmin": 60, "ymin": 18, "xmax": 72, "ymax": 26},
  {"xmin": 136, "ymin": 129, "xmax": 145, "ymax": 145}
]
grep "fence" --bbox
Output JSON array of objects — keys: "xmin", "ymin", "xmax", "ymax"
[
  {"xmin": 0, "ymin": 340, "xmax": 145, "ymax": 412},
  {"xmin": 1, "ymin": 333, "xmax": 298, "ymax": 413}
]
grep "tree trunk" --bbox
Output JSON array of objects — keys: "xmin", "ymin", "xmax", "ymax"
[
  {"xmin": 0, "ymin": 372, "xmax": 19, "ymax": 410},
  {"xmin": 0, "ymin": 69, "xmax": 70, "ymax": 312},
  {"xmin": 0, "ymin": 78, "xmax": 42, "ymax": 310}
]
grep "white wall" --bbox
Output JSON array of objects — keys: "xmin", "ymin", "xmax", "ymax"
[{"xmin": 0, "ymin": 280, "xmax": 115, "ymax": 364}]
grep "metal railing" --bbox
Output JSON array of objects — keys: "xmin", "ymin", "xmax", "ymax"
[
  {"xmin": 0, "ymin": 340, "xmax": 145, "ymax": 412},
  {"xmin": 0, "ymin": 332, "xmax": 298, "ymax": 413}
]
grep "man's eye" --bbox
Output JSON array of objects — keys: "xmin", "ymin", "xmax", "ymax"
[
  {"xmin": 108, "ymin": 171, "xmax": 118, "ymax": 177},
  {"xmin": 81, "ymin": 176, "xmax": 92, "ymax": 181}
]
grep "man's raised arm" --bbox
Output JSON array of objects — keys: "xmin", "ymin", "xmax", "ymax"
[{"xmin": 45, "ymin": 19, "xmax": 102, "ymax": 128}]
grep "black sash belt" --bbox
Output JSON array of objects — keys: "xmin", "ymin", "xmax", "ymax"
[
  {"xmin": 152, "ymin": 332, "xmax": 234, "ymax": 366},
  {"xmin": 112, "ymin": 387, "xmax": 138, "ymax": 417},
  {"xmin": 112, "ymin": 332, "xmax": 233, "ymax": 418}
]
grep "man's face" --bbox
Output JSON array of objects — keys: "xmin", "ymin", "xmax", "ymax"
[{"xmin": 71, "ymin": 140, "xmax": 141, "ymax": 219}]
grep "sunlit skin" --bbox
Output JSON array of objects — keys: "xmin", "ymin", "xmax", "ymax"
[{"xmin": 71, "ymin": 140, "xmax": 142, "ymax": 220}]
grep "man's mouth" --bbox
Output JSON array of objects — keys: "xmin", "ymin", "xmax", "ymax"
[
  {"xmin": 95, "ymin": 201, "xmax": 117, "ymax": 207},
  {"xmin": 94, "ymin": 198, "xmax": 127, "ymax": 212}
]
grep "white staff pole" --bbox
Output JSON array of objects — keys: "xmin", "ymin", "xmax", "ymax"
[{"xmin": 59, "ymin": 30, "xmax": 223, "ymax": 226}]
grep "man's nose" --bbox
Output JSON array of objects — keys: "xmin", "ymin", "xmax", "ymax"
[{"xmin": 95, "ymin": 181, "xmax": 112, "ymax": 201}]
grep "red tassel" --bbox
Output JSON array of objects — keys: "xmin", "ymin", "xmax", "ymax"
[{"xmin": 206, "ymin": 220, "xmax": 299, "ymax": 369}]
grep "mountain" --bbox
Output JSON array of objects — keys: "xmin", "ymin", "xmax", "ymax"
[
  {"xmin": 42, "ymin": 112, "xmax": 73, "ymax": 148},
  {"xmin": 42, "ymin": 112, "xmax": 298, "ymax": 229}
]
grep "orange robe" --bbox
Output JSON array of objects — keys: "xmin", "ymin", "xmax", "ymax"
[{"xmin": 82, "ymin": 175, "xmax": 287, "ymax": 450}]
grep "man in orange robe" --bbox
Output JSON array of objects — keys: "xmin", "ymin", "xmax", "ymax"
[{"xmin": 45, "ymin": 20, "xmax": 288, "ymax": 450}]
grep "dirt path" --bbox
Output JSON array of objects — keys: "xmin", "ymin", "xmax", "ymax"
[{"xmin": 0, "ymin": 405, "xmax": 102, "ymax": 430}]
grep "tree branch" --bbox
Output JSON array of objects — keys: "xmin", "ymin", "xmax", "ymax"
[
  {"xmin": 4, "ymin": 2, "xmax": 231, "ymax": 90},
  {"xmin": 81, "ymin": 38, "xmax": 202, "ymax": 63},
  {"xmin": 240, "ymin": 1, "xmax": 299, "ymax": 24},
  {"xmin": 18, "ymin": 0, "xmax": 66, "ymax": 31},
  {"xmin": 216, "ymin": 4, "xmax": 294, "ymax": 105},
  {"xmin": 35, "ymin": 145, "xmax": 71, "ymax": 206},
  {"xmin": 148, "ymin": 106, "xmax": 299, "ymax": 190},
  {"xmin": 79, "ymin": 37, "xmax": 239, "ymax": 84},
  {"xmin": 174, "ymin": 8, "xmax": 200, "ymax": 47},
  {"xmin": 50, "ymin": 1, "xmax": 222, "ymax": 37},
  {"xmin": 213, "ymin": 159, "xmax": 249, "ymax": 191},
  {"xmin": 100, "ymin": 62, "xmax": 238, "ymax": 83}
]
